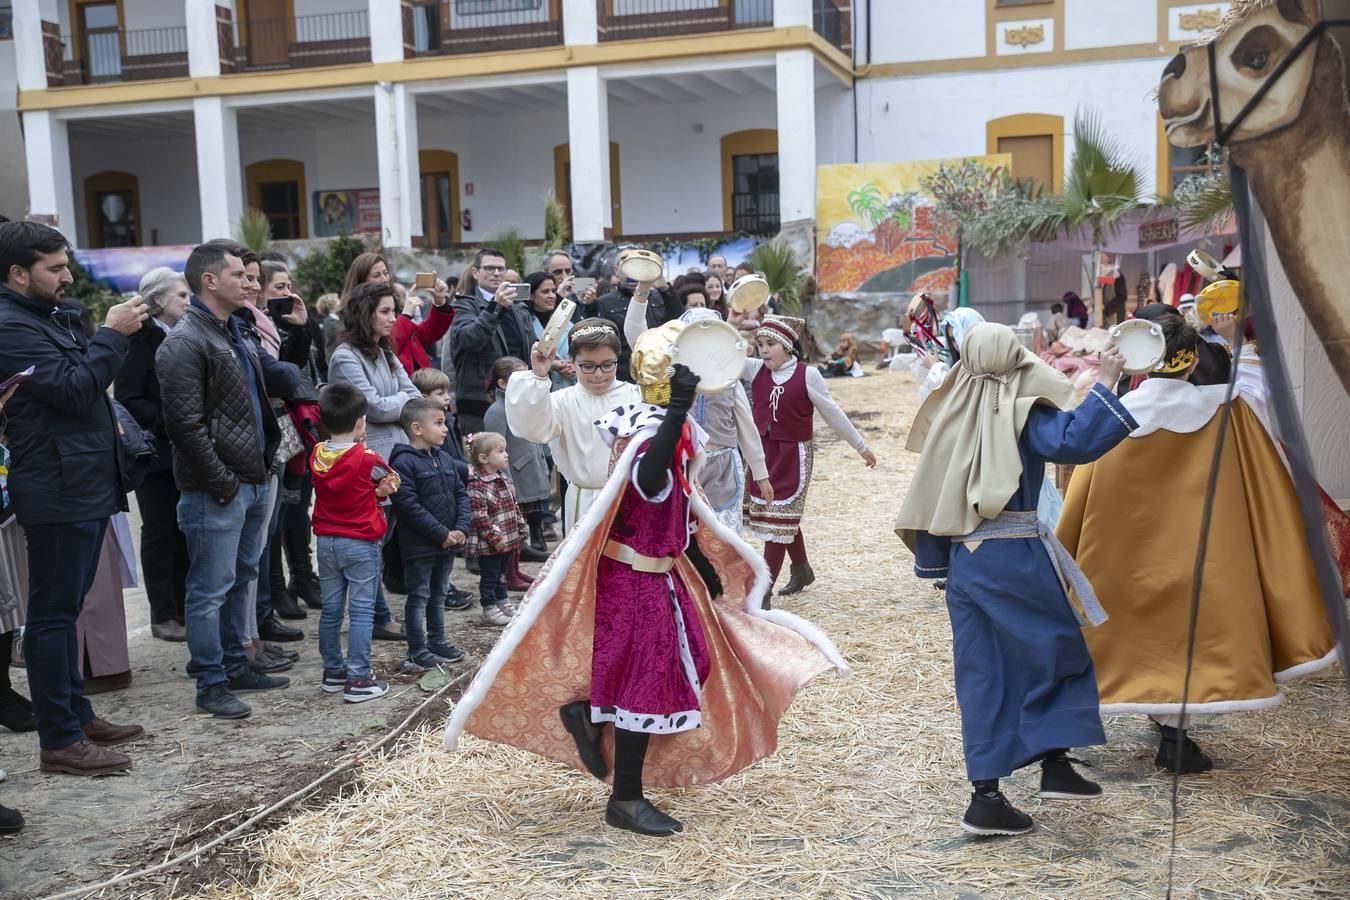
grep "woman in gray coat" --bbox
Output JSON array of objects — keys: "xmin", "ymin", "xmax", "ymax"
[{"xmin": 482, "ymin": 357, "xmax": 551, "ymax": 563}]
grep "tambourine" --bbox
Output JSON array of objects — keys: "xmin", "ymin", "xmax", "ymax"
[
  {"xmin": 1109, "ymin": 319, "xmax": 1166, "ymax": 375},
  {"xmin": 1187, "ymin": 248, "xmax": 1227, "ymax": 283},
  {"xmin": 668, "ymin": 318, "xmax": 747, "ymax": 394},
  {"xmin": 1196, "ymin": 279, "xmax": 1240, "ymax": 324},
  {"xmin": 727, "ymin": 273, "xmax": 769, "ymax": 314},
  {"xmin": 535, "ymin": 297, "xmax": 575, "ymax": 359},
  {"xmin": 618, "ymin": 248, "xmax": 663, "ymax": 283}
]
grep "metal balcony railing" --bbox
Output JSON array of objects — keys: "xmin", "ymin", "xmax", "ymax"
[
  {"xmin": 55, "ymin": 25, "xmax": 189, "ymax": 85},
  {"xmin": 813, "ymin": 0, "xmax": 851, "ymax": 54},
  {"xmin": 232, "ymin": 10, "xmax": 371, "ymax": 72},
  {"xmin": 596, "ymin": 0, "xmax": 774, "ymax": 42},
  {"xmin": 405, "ymin": 1, "xmax": 563, "ymax": 58}
]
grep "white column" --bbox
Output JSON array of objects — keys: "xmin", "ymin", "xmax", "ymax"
[
  {"xmin": 12, "ymin": 2, "xmax": 51, "ymax": 92},
  {"xmin": 374, "ymin": 82, "xmax": 421, "ymax": 249},
  {"xmin": 194, "ymin": 97, "xmax": 243, "ymax": 242},
  {"xmin": 562, "ymin": 0, "xmax": 598, "ymax": 46},
  {"xmin": 775, "ymin": 50, "xmax": 816, "ymax": 225},
  {"xmin": 186, "ymin": 1, "xmax": 223, "ymax": 78},
  {"xmin": 368, "ymin": 0, "xmax": 405, "ymax": 64},
  {"xmin": 566, "ymin": 66, "xmax": 611, "ymax": 241},
  {"xmin": 23, "ymin": 112, "xmax": 77, "ymax": 244},
  {"xmin": 774, "ymin": 0, "xmax": 812, "ymax": 29}
]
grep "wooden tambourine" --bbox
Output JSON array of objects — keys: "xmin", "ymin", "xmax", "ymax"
[
  {"xmin": 618, "ymin": 248, "xmax": 663, "ymax": 283},
  {"xmin": 1108, "ymin": 319, "xmax": 1166, "ymax": 375},
  {"xmin": 668, "ymin": 318, "xmax": 747, "ymax": 394},
  {"xmin": 727, "ymin": 273, "xmax": 769, "ymax": 314},
  {"xmin": 1196, "ymin": 279, "xmax": 1240, "ymax": 324}
]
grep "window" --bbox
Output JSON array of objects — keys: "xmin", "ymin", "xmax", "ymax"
[
  {"xmin": 997, "ymin": 134, "xmax": 1054, "ymax": 193},
  {"xmin": 80, "ymin": 2, "xmax": 122, "ymax": 80},
  {"xmin": 259, "ymin": 181, "xmax": 301, "ymax": 239},
  {"xmin": 458, "ymin": 0, "xmax": 542, "ymax": 14},
  {"xmin": 84, "ymin": 172, "xmax": 141, "ymax": 249},
  {"xmin": 421, "ymin": 173, "xmax": 454, "ymax": 248},
  {"xmin": 731, "ymin": 153, "xmax": 779, "ymax": 235},
  {"xmin": 410, "ymin": 2, "xmax": 441, "ymax": 52}
]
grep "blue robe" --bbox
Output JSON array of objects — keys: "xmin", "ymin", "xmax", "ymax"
[{"xmin": 914, "ymin": 384, "xmax": 1137, "ymax": 780}]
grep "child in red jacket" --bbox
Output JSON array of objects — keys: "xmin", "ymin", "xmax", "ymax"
[{"xmin": 465, "ymin": 431, "xmax": 527, "ymax": 627}]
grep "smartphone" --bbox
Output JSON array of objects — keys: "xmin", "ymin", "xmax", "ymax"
[
  {"xmin": 572, "ymin": 276, "xmax": 596, "ymax": 297},
  {"xmin": 509, "ymin": 282, "xmax": 531, "ymax": 303},
  {"xmin": 267, "ymin": 296, "xmax": 293, "ymax": 320},
  {"xmin": 0, "ymin": 366, "xmax": 34, "ymax": 394},
  {"xmin": 414, "ymin": 271, "xmax": 437, "ymax": 290}
]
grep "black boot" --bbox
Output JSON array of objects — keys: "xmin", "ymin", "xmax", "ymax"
[
  {"xmin": 1155, "ymin": 724, "xmax": 1213, "ymax": 774},
  {"xmin": 283, "ymin": 527, "xmax": 322, "ymax": 610},
  {"xmin": 528, "ymin": 518, "xmax": 548, "ymax": 555},
  {"xmin": 559, "ymin": 701, "xmax": 608, "ymax": 779},
  {"xmin": 777, "ymin": 562, "xmax": 815, "ymax": 596},
  {"xmin": 259, "ymin": 614, "xmax": 304, "ymax": 643},
  {"xmin": 1036, "ymin": 750, "xmax": 1102, "ymax": 799},
  {"xmin": 519, "ymin": 542, "xmax": 550, "ymax": 563},
  {"xmin": 961, "ymin": 781, "xmax": 1033, "ymax": 836},
  {"xmin": 0, "ymin": 696, "xmax": 35, "ymax": 733},
  {"xmin": 270, "ymin": 540, "xmax": 306, "ymax": 620},
  {"xmin": 0, "ymin": 803, "xmax": 23, "ymax": 834}
]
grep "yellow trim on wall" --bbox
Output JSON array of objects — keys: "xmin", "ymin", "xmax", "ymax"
[
  {"xmin": 83, "ymin": 169, "xmax": 139, "ymax": 248},
  {"xmin": 245, "ymin": 158, "xmax": 308, "ymax": 240},
  {"xmin": 859, "ymin": 39, "xmax": 1179, "ymax": 79},
  {"xmin": 720, "ymin": 129, "xmax": 777, "ymax": 233},
  {"xmin": 554, "ymin": 142, "xmax": 623, "ymax": 238},
  {"xmin": 418, "ymin": 149, "xmax": 460, "ymax": 245},
  {"xmin": 986, "ymin": 113, "xmax": 1064, "ymax": 193}
]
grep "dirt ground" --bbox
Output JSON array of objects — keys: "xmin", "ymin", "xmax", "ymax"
[{"xmin": 3, "ymin": 371, "xmax": 1348, "ymax": 899}]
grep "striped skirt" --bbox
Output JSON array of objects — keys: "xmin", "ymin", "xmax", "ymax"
[{"xmin": 743, "ymin": 439, "xmax": 814, "ymax": 544}]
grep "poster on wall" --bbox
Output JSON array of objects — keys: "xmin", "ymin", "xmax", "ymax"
[
  {"xmin": 313, "ymin": 189, "xmax": 381, "ymax": 237},
  {"xmin": 815, "ymin": 155, "xmax": 1011, "ymax": 296}
]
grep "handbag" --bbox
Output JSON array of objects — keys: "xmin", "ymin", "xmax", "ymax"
[{"xmin": 274, "ymin": 402, "xmax": 304, "ymax": 467}]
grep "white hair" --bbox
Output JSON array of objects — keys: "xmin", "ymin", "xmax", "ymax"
[{"xmin": 138, "ymin": 266, "xmax": 188, "ymax": 317}]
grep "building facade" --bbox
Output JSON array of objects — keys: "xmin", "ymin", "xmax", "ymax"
[{"xmin": 7, "ymin": 1, "xmax": 1227, "ymax": 250}]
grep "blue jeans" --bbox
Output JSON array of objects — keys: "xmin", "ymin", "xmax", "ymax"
[
  {"xmin": 179, "ymin": 483, "xmax": 271, "ymax": 693},
  {"xmin": 317, "ymin": 535, "xmax": 380, "ymax": 680},
  {"xmin": 254, "ymin": 477, "xmax": 284, "ymax": 624},
  {"xmin": 477, "ymin": 553, "xmax": 509, "ymax": 608},
  {"xmin": 403, "ymin": 555, "xmax": 450, "ymax": 658},
  {"xmin": 23, "ymin": 518, "xmax": 108, "ymax": 750}
]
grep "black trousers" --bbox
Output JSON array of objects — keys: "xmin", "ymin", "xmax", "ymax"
[{"xmin": 134, "ymin": 469, "xmax": 189, "ymax": 625}]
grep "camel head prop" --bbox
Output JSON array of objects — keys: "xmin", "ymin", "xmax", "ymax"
[{"xmin": 1159, "ymin": 0, "xmax": 1350, "ymax": 394}]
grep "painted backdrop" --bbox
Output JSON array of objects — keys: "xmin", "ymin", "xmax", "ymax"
[{"xmin": 815, "ymin": 155, "xmax": 1011, "ymax": 295}]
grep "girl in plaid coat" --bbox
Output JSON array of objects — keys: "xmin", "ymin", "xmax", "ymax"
[{"xmin": 466, "ymin": 432, "xmax": 528, "ymax": 626}]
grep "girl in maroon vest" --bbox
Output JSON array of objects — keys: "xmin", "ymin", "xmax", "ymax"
[{"xmin": 742, "ymin": 316, "xmax": 877, "ymax": 598}]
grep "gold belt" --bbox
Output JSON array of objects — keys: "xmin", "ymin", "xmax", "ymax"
[{"xmin": 602, "ymin": 540, "xmax": 676, "ymax": 574}]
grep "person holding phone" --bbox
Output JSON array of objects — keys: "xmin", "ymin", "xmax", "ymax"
[
  {"xmin": 448, "ymin": 248, "xmax": 521, "ymax": 434},
  {"xmin": 391, "ymin": 272, "xmax": 452, "ymax": 377}
]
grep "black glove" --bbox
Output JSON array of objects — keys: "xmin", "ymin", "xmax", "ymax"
[
  {"xmin": 667, "ymin": 363, "xmax": 700, "ymax": 415},
  {"xmin": 686, "ymin": 533, "xmax": 723, "ymax": 600}
]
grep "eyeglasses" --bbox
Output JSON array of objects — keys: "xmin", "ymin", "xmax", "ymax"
[
  {"xmin": 576, "ymin": 360, "xmax": 618, "ymax": 374},
  {"xmin": 478, "ymin": 265, "xmax": 507, "ymax": 274}
]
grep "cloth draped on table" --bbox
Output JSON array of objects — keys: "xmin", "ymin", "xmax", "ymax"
[{"xmin": 443, "ymin": 414, "xmax": 848, "ymax": 787}]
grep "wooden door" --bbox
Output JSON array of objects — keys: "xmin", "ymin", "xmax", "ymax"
[{"xmin": 242, "ymin": 0, "xmax": 291, "ymax": 68}]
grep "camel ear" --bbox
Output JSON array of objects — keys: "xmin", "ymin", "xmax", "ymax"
[{"xmin": 1276, "ymin": 0, "xmax": 1317, "ymax": 26}]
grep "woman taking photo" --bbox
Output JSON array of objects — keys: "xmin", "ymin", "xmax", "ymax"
[{"xmin": 519, "ymin": 272, "xmax": 575, "ymax": 390}]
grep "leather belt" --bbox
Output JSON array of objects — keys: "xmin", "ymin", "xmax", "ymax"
[{"xmin": 602, "ymin": 540, "xmax": 676, "ymax": 574}]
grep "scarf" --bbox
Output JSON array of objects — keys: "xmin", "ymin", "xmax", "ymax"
[{"xmin": 894, "ymin": 323, "xmax": 1076, "ymax": 545}]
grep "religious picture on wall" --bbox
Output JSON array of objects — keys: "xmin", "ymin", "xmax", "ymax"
[{"xmin": 313, "ymin": 189, "xmax": 381, "ymax": 236}]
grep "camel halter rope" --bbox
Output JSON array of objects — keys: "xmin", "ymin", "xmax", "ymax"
[{"xmin": 1162, "ymin": 20, "xmax": 1350, "ymax": 900}]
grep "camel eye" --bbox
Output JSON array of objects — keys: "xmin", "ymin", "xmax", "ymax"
[{"xmin": 1244, "ymin": 48, "xmax": 1270, "ymax": 70}]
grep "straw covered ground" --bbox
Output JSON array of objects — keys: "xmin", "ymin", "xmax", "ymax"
[{"xmin": 203, "ymin": 371, "xmax": 1349, "ymax": 899}]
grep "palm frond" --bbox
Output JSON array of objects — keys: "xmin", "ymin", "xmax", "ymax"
[
  {"xmin": 748, "ymin": 240, "xmax": 806, "ymax": 315},
  {"xmin": 1176, "ymin": 172, "xmax": 1234, "ymax": 234},
  {"xmin": 542, "ymin": 190, "xmax": 569, "ymax": 250},
  {"xmin": 487, "ymin": 227, "xmax": 527, "ymax": 275},
  {"xmin": 235, "ymin": 208, "xmax": 273, "ymax": 253}
]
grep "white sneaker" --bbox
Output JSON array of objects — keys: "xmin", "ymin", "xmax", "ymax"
[
  {"xmin": 498, "ymin": 598, "xmax": 519, "ymax": 617},
  {"xmin": 481, "ymin": 605, "xmax": 511, "ymax": 627}
]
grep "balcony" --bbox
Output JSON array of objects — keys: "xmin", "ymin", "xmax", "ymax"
[
  {"xmin": 226, "ymin": 9, "xmax": 371, "ymax": 72},
  {"xmin": 813, "ymin": 0, "xmax": 851, "ymax": 55},
  {"xmin": 596, "ymin": 0, "xmax": 774, "ymax": 42},
  {"xmin": 403, "ymin": 1, "xmax": 564, "ymax": 58},
  {"xmin": 48, "ymin": 25, "xmax": 189, "ymax": 86}
]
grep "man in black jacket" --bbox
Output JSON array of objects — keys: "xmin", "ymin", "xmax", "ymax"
[
  {"xmin": 156, "ymin": 241, "xmax": 290, "ymax": 720},
  {"xmin": 578, "ymin": 275, "xmax": 669, "ymax": 383},
  {"xmin": 0, "ymin": 221, "xmax": 147, "ymax": 775},
  {"xmin": 448, "ymin": 248, "xmax": 521, "ymax": 434}
]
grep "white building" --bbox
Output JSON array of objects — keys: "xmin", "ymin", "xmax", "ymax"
[{"xmin": 4, "ymin": 0, "xmax": 1226, "ymax": 251}]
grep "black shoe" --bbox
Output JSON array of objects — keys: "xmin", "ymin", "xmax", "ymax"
[
  {"xmin": 4, "ymin": 688, "xmax": 32, "ymax": 712},
  {"xmin": 291, "ymin": 576, "xmax": 322, "ymax": 610},
  {"xmin": 227, "ymin": 670, "xmax": 291, "ymax": 694},
  {"xmin": 445, "ymin": 587, "xmax": 472, "ymax": 611},
  {"xmin": 372, "ymin": 622, "xmax": 406, "ymax": 641},
  {"xmin": 777, "ymin": 563, "xmax": 815, "ymax": 596},
  {"xmin": 1155, "ymin": 725, "xmax": 1213, "ymax": 774},
  {"xmin": 961, "ymin": 790, "xmax": 1034, "ymax": 836},
  {"xmin": 250, "ymin": 653, "xmax": 293, "ymax": 675},
  {"xmin": 263, "ymin": 642, "xmax": 300, "ymax": 661},
  {"xmin": 272, "ymin": 587, "xmax": 308, "ymax": 621},
  {"xmin": 258, "ymin": 615, "xmax": 304, "ymax": 643},
  {"xmin": 0, "ymin": 698, "xmax": 36, "ymax": 733},
  {"xmin": 606, "ymin": 797, "xmax": 682, "ymax": 836},
  {"xmin": 0, "ymin": 803, "xmax": 24, "ymax": 834},
  {"xmin": 559, "ymin": 701, "xmax": 608, "ymax": 780},
  {"xmin": 196, "ymin": 684, "xmax": 251, "ymax": 719},
  {"xmin": 519, "ymin": 543, "xmax": 550, "ymax": 563},
  {"xmin": 1036, "ymin": 752, "xmax": 1102, "ymax": 799}
]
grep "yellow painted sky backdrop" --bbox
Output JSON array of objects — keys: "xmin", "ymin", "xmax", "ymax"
[{"xmin": 815, "ymin": 155, "xmax": 1013, "ymax": 229}]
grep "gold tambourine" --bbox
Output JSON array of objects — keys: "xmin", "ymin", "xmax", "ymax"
[
  {"xmin": 618, "ymin": 248, "xmax": 663, "ymax": 283},
  {"xmin": 1108, "ymin": 319, "xmax": 1167, "ymax": 375},
  {"xmin": 1196, "ymin": 279, "xmax": 1240, "ymax": 324},
  {"xmin": 669, "ymin": 318, "xmax": 747, "ymax": 394},
  {"xmin": 727, "ymin": 273, "xmax": 769, "ymax": 314}
]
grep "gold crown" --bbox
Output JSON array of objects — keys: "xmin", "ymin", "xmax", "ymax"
[
  {"xmin": 629, "ymin": 321, "xmax": 685, "ymax": 405},
  {"xmin": 640, "ymin": 381, "xmax": 672, "ymax": 405},
  {"xmin": 1156, "ymin": 347, "xmax": 1198, "ymax": 374}
]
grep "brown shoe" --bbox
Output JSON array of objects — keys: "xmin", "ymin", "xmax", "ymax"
[
  {"xmin": 81, "ymin": 717, "xmax": 145, "ymax": 747},
  {"xmin": 40, "ymin": 738, "xmax": 131, "ymax": 775}
]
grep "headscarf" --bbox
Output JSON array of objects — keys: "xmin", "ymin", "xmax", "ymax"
[
  {"xmin": 894, "ymin": 323, "xmax": 1076, "ymax": 545},
  {"xmin": 940, "ymin": 307, "xmax": 986, "ymax": 358}
]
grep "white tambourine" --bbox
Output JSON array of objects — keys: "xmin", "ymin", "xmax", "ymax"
[
  {"xmin": 668, "ymin": 318, "xmax": 747, "ymax": 394},
  {"xmin": 1109, "ymin": 319, "xmax": 1167, "ymax": 375},
  {"xmin": 618, "ymin": 248, "xmax": 663, "ymax": 283},
  {"xmin": 1187, "ymin": 248, "xmax": 1227, "ymax": 283},
  {"xmin": 727, "ymin": 273, "xmax": 769, "ymax": 314},
  {"xmin": 535, "ymin": 297, "xmax": 575, "ymax": 359}
]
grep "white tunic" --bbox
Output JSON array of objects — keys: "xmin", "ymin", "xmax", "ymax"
[{"xmin": 505, "ymin": 371, "xmax": 642, "ymax": 533}]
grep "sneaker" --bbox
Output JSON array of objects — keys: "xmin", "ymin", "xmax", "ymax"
[
  {"xmin": 428, "ymin": 643, "xmax": 465, "ymax": 663},
  {"xmin": 1155, "ymin": 726, "xmax": 1214, "ymax": 774},
  {"xmin": 498, "ymin": 598, "xmax": 519, "ymax": 617},
  {"xmin": 445, "ymin": 586, "xmax": 473, "ymax": 610},
  {"xmin": 402, "ymin": 654, "xmax": 444, "ymax": 673},
  {"xmin": 961, "ymin": 790, "xmax": 1034, "ymax": 836},
  {"xmin": 321, "ymin": 670, "xmax": 347, "ymax": 693},
  {"xmin": 196, "ymin": 684, "xmax": 251, "ymax": 719},
  {"xmin": 1036, "ymin": 752, "xmax": 1102, "ymax": 800},
  {"xmin": 227, "ymin": 670, "xmax": 291, "ymax": 694},
  {"xmin": 344, "ymin": 677, "xmax": 389, "ymax": 703},
  {"xmin": 482, "ymin": 604, "xmax": 511, "ymax": 627}
]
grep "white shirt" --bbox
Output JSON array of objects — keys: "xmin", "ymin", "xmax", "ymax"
[{"xmin": 741, "ymin": 357, "xmax": 868, "ymax": 452}]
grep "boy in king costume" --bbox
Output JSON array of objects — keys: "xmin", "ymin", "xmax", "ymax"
[
  {"xmin": 895, "ymin": 323, "xmax": 1135, "ymax": 836},
  {"xmin": 1057, "ymin": 318, "xmax": 1337, "ymax": 773},
  {"xmin": 445, "ymin": 323, "xmax": 847, "ymax": 836}
]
